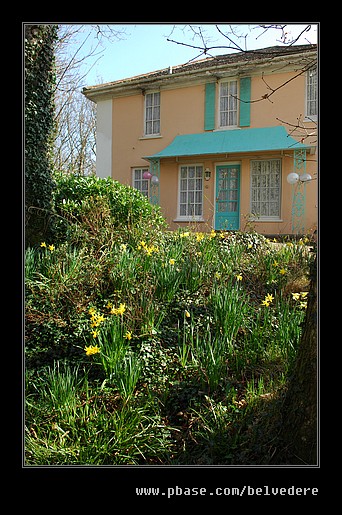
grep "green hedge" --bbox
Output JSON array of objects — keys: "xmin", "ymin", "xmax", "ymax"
[{"xmin": 52, "ymin": 173, "xmax": 167, "ymax": 243}]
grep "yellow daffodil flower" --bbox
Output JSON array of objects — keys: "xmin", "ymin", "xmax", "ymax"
[
  {"xmin": 85, "ymin": 344, "xmax": 100, "ymax": 355},
  {"xmin": 110, "ymin": 303, "xmax": 126, "ymax": 315},
  {"xmin": 265, "ymin": 293, "xmax": 274, "ymax": 303}
]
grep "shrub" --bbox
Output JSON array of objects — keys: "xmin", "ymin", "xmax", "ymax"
[{"xmin": 51, "ymin": 173, "xmax": 167, "ymax": 244}]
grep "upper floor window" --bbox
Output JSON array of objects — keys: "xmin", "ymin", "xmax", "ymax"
[
  {"xmin": 145, "ymin": 92, "xmax": 160, "ymax": 136},
  {"xmin": 219, "ymin": 80, "xmax": 238, "ymax": 128},
  {"xmin": 306, "ymin": 65, "xmax": 317, "ymax": 119},
  {"xmin": 133, "ymin": 167, "xmax": 149, "ymax": 198}
]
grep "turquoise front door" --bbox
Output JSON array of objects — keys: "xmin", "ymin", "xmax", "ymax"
[{"xmin": 215, "ymin": 165, "xmax": 240, "ymax": 230}]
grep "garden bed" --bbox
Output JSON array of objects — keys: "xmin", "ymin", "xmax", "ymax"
[{"xmin": 25, "ymin": 222, "xmax": 315, "ymax": 465}]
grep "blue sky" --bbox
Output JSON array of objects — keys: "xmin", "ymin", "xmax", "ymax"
[{"xmin": 65, "ymin": 23, "xmax": 318, "ymax": 88}]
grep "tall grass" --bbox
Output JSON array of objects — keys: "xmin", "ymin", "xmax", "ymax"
[
  {"xmin": 210, "ymin": 280, "xmax": 250, "ymax": 347},
  {"xmin": 25, "ymin": 224, "xmax": 315, "ymax": 465}
]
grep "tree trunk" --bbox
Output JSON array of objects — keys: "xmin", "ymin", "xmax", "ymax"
[{"xmin": 275, "ymin": 253, "xmax": 317, "ymax": 464}]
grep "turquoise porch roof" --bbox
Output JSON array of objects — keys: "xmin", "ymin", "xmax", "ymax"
[{"xmin": 144, "ymin": 126, "xmax": 312, "ymax": 160}]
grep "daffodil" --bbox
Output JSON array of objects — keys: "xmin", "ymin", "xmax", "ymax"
[
  {"xmin": 114, "ymin": 303, "xmax": 126, "ymax": 316},
  {"xmin": 40, "ymin": 242, "xmax": 47, "ymax": 248},
  {"xmin": 124, "ymin": 331, "xmax": 132, "ymax": 340},
  {"xmin": 236, "ymin": 274, "xmax": 242, "ymax": 281},
  {"xmin": 185, "ymin": 310, "xmax": 191, "ymax": 318},
  {"xmin": 85, "ymin": 344, "xmax": 100, "ymax": 355},
  {"xmin": 48, "ymin": 244, "xmax": 55, "ymax": 251},
  {"xmin": 265, "ymin": 293, "xmax": 274, "ymax": 303},
  {"xmin": 262, "ymin": 293, "xmax": 274, "ymax": 307},
  {"xmin": 169, "ymin": 258, "xmax": 175, "ymax": 266},
  {"xmin": 279, "ymin": 268, "xmax": 287, "ymax": 275}
]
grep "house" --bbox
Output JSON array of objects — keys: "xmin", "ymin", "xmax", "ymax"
[{"xmin": 82, "ymin": 44, "xmax": 317, "ymax": 236}]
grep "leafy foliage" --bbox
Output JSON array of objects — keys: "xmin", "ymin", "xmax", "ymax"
[
  {"xmin": 52, "ymin": 173, "xmax": 167, "ymax": 245},
  {"xmin": 25, "ymin": 25, "xmax": 59, "ymax": 248}
]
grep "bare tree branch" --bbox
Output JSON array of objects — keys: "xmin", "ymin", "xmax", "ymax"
[{"xmin": 53, "ymin": 24, "xmax": 127, "ymax": 175}]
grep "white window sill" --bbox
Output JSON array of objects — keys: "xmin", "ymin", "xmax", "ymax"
[
  {"xmin": 173, "ymin": 218, "xmax": 205, "ymax": 223},
  {"xmin": 139, "ymin": 135, "xmax": 163, "ymax": 140},
  {"xmin": 214, "ymin": 126, "xmax": 239, "ymax": 131},
  {"xmin": 249, "ymin": 217, "xmax": 283, "ymax": 223}
]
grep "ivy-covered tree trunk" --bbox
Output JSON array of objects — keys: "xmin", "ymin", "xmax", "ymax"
[
  {"xmin": 25, "ymin": 24, "xmax": 58, "ymax": 248},
  {"xmin": 276, "ymin": 254, "xmax": 318, "ymax": 464}
]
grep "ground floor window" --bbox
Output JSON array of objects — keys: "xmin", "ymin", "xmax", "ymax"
[
  {"xmin": 250, "ymin": 159, "xmax": 281, "ymax": 220},
  {"xmin": 132, "ymin": 168, "xmax": 150, "ymax": 198},
  {"xmin": 178, "ymin": 165, "xmax": 204, "ymax": 220}
]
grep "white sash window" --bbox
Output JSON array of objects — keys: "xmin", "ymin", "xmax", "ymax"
[
  {"xmin": 250, "ymin": 159, "xmax": 281, "ymax": 220},
  {"xmin": 178, "ymin": 165, "xmax": 204, "ymax": 220},
  {"xmin": 145, "ymin": 92, "xmax": 160, "ymax": 136}
]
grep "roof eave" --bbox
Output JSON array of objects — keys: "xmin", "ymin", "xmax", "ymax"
[
  {"xmin": 143, "ymin": 146, "xmax": 314, "ymax": 161},
  {"xmin": 82, "ymin": 46, "xmax": 317, "ymax": 102}
]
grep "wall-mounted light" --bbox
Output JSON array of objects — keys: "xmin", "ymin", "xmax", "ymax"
[
  {"xmin": 143, "ymin": 171, "xmax": 152, "ymax": 180},
  {"xmin": 287, "ymin": 172, "xmax": 299, "ymax": 184},
  {"xmin": 205, "ymin": 168, "xmax": 211, "ymax": 181},
  {"xmin": 287, "ymin": 172, "xmax": 312, "ymax": 184},
  {"xmin": 300, "ymin": 173, "xmax": 312, "ymax": 182}
]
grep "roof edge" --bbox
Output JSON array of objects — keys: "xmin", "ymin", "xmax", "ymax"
[
  {"xmin": 82, "ymin": 44, "xmax": 317, "ymax": 101},
  {"xmin": 143, "ymin": 127, "xmax": 315, "ymax": 160}
]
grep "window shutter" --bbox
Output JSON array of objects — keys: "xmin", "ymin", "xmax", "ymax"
[
  {"xmin": 204, "ymin": 82, "xmax": 216, "ymax": 131},
  {"xmin": 239, "ymin": 77, "xmax": 251, "ymax": 127}
]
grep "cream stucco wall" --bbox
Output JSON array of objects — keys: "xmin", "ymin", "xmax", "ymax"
[
  {"xmin": 96, "ymin": 99, "xmax": 112, "ymax": 178},
  {"xmin": 111, "ymin": 84, "xmax": 206, "ymax": 184},
  {"xmin": 152, "ymin": 152, "xmax": 317, "ymax": 235},
  {"xmin": 104, "ymin": 67, "xmax": 317, "ymax": 235}
]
